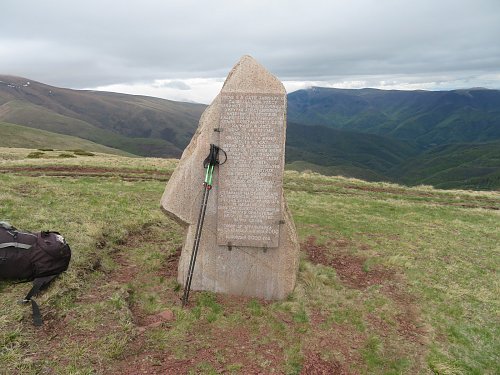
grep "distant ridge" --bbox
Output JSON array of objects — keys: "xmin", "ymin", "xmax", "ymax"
[
  {"xmin": 0, "ymin": 75, "xmax": 206, "ymax": 157},
  {"xmin": 1, "ymin": 75, "xmax": 498, "ymax": 189},
  {"xmin": 288, "ymin": 86, "xmax": 500, "ymax": 147}
]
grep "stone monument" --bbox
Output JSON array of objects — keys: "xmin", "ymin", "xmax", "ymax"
[{"xmin": 161, "ymin": 55, "xmax": 299, "ymax": 300}]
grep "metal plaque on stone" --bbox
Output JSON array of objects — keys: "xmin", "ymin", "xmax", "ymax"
[{"xmin": 217, "ymin": 92, "xmax": 286, "ymax": 248}]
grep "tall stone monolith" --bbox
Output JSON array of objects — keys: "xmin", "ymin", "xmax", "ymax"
[{"xmin": 161, "ymin": 55, "xmax": 299, "ymax": 300}]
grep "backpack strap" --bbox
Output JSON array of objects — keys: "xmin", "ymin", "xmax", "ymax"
[
  {"xmin": 30, "ymin": 300, "xmax": 43, "ymax": 327},
  {"xmin": 0, "ymin": 221, "xmax": 16, "ymax": 230},
  {"xmin": 21, "ymin": 274, "xmax": 58, "ymax": 326},
  {"xmin": 0, "ymin": 242, "xmax": 32, "ymax": 249}
]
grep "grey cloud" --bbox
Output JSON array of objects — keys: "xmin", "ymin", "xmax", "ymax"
[
  {"xmin": 1, "ymin": 0, "xmax": 499, "ymax": 89},
  {"xmin": 153, "ymin": 80, "xmax": 191, "ymax": 90}
]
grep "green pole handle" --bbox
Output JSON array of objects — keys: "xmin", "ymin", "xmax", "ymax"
[{"xmin": 204, "ymin": 164, "xmax": 214, "ymax": 186}]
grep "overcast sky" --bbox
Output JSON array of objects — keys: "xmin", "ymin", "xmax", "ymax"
[{"xmin": 1, "ymin": 0, "xmax": 499, "ymax": 103}]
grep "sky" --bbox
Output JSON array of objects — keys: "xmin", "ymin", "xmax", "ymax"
[{"xmin": 1, "ymin": 0, "xmax": 499, "ymax": 104}]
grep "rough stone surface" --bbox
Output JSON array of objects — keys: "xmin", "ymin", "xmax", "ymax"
[
  {"xmin": 217, "ymin": 92, "xmax": 285, "ymax": 248},
  {"xmin": 160, "ymin": 55, "xmax": 299, "ymax": 300}
]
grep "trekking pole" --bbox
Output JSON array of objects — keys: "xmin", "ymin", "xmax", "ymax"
[{"xmin": 182, "ymin": 144, "xmax": 226, "ymax": 307}]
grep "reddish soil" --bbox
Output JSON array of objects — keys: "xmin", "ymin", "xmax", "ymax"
[
  {"xmin": 301, "ymin": 236, "xmax": 428, "ymax": 372},
  {"xmin": 309, "ymin": 327, "xmax": 365, "ymax": 374},
  {"xmin": 301, "ymin": 351, "xmax": 348, "ymax": 375},
  {"xmin": 32, "ymin": 230, "xmax": 429, "ymax": 374},
  {"xmin": 303, "ymin": 236, "xmax": 331, "ymax": 266},
  {"xmin": 305, "ymin": 310, "xmax": 363, "ymax": 375},
  {"xmin": 302, "ymin": 236, "xmax": 394, "ymax": 289},
  {"xmin": 381, "ymin": 283, "xmax": 427, "ymax": 343},
  {"xmin": 1, "ymin": 165, "xmax": 153, "ymax": 173},
  {"xmin": 108, "ymin": 235, "xmax": 286, "ymax": 374},
  {"xmin": 163, "ymin": 245, "xmax": 182, "ymax": 278},
  {"xmin": 113, "ymin": 297, "xmax": 285, "ymax": 375},
  {"xmin": 330, "ymin": 253, "xmax": 394, "ymax": 289},
  {"xmin": 0, "ymin": 166, "xmax": 170, "ymax": 181}
]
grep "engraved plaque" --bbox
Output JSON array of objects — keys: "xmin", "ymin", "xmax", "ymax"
[{"xmin": 217, "ymin": 93, "xmax": 285, "ymax": 248}]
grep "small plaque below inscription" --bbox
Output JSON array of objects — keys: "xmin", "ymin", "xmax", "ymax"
[{"xmin": 217, "ymin": 93, "xmax": 285, "ymax": 248}]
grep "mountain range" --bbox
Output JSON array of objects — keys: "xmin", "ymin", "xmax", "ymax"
[
  {"xmin": 0, "ymin": 75, "xmax": 205, "ymax": 157},
  {"xmin": 286, "ymin": 87, "xmax": 500, "ymax": 189},
  {"xmin": 1, "ymin": 75, "xmax": 499, "ymax": 190},
  {"xmin": 288, "ymin": 86, "xmax": 500, "ymax": 147}
]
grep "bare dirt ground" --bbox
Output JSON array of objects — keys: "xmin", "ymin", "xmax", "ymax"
[
  {"xmin": 106, "ymin": 234, "xmax": 429, "ymax": 374},
  {"xmin": 28, "ymin": 230, "xmax": 428, "ymax": 374},
  {"xmin": 0, "ymin": 165, "xmax": 171, "ymax": 181},
  {"xmin": 301, "ymin": 236, "xmax": 429, "ymax": 374}
]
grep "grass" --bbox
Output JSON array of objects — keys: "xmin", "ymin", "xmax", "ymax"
[
  {"xmin": 0, "ymin": 147, "xmax": 498, "ymax": 374},
  {"xmin": 0, "ymin": 121, "xmax": 131, "ymax": 156},
  {"xmin": 0, "ymin": 77, "xmax": 206, "ymax": 156}
]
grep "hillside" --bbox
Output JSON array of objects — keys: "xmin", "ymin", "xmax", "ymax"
[
  {"xmin": 0, "ymin": 75, "xmax": 206, "ymax": 157},
  {"xmin": 393, "ymin": 140, "xmax": 500, "ymax": 190},
  {"xmin": 288, "ymin": 87, "xmax": 500, "ymax": 147},
  {"xmin": 0, "ymin": 149, "xmax": 498, "ymax": 374},
  {"xmin": 0, "ymin": 121, "xmax": 132, "ymax": 156},
  {"xmin": 286, "ymin": 122, "xmax": 420, "ymax": 181},
  {"xmin": 1, "ymin": 75, "xmax": 498, "ymax": 190}
]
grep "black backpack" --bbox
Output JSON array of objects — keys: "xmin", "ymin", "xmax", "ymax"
[{"xmin": 0, "ymin": 221, "xmax": 71, "ymax": 326}]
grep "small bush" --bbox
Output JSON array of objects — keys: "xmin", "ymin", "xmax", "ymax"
[
  {"xmin": 58, "ymin": 153, "xmax": 77, "ymax": 158},
  {"xmin": 27, "ymin": 151, "xmax": 45, "ymax": 158},
  {"xmin": 38, "ymin": 148, "xmax": 54, "ymax": 151},
  {"xmin": 73, "ymin": 150, "xmax": 95, "ymax": 156}
]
